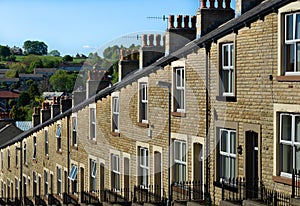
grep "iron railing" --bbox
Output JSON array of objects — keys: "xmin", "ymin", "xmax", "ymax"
[
  {"xmin": 104, "ymin": 188, "xmax": 131, "ymax": 205},
  {"xmin": 63, "ymin": 192, "xmax": 79, "ymax": 205},
  {"xmin": 133, "ymin": 185, "xmax": 166, "ymax": 204},
  {"xmin": 48, "ymin": 194, "xmax": 62, "ymax": 205},
  {"xmin": 81, "ymin": 191, "xmax": 102, "ymax": 205},
  {"xmin": 292, "ymin": 169, "xmax": 300, "ymax": 198},
  {"xmin": 171, "ymin": 180, "xmax": 206, "ymax": 202},
  {"xmin": 34, "ymin": 195, "xmax": 47, "ymax": 206},
  {"xmin": 24, "ymin": 196, "xmax": 34, "ymax": 206}
]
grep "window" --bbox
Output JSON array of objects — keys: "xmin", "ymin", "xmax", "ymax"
[
  {"xmin": 15, "ymin": 178, "xmax": 18, "ymax": 198},
  {"xmin": 69, "ymin": 165, "xmax": 78, "ymax": 194},
  {"xmin": 90, "ymin": 160, "xmax": 97, "ymax": 192},
  {"xmin": 111, "ymin": 154, "xmax": 120, "ymax": 191},
  {"xmin": 284, "ymin": 13, "xmax": 300, "ymax": 74},
  {"xmin": 7, "ymin": 180, "xmax": 10, "ymax": 199},
  {"xmin": 33, "ymin": 172, "xmax": 37, "ymax": 196},
  {"xmin": 90, "ymin": 108, "xmax": 96, "ymax": 140},
  {"xmin": 1, "ymin": 181, "xmax": 5, "ymax": 199},
  {"xmin": 221, "ymin": 43, "xmax": 234, "ymax": 96},
  {"xmin": 56, "ymin": 125, "xmax": 62, "ymax": 151},
  {"xmin": 15, "ymin": 147, "xmax": 18, "ymax": 167},
  {"xmin": 219, "ymin": 129, "xmax": 236, "ymax": 180},
  {"xmin": 57, "ymin": 167, "xmax": 62, "ymax": 195},
  {"xmin": 45, "ymin": 130, "xmax": 49, "ymax": 156},
  {"xmin": 33, "ymin": 136, "xmax": 37, "ymax": 160},
  {"xmin": 279, "ymin": 113, "xmax": 300, "ymax": 177},
  {"xmin": 72, "ymin": 117, "xmax": 78, "ymax": 146},
  {"xmin": 7, "ymin": 149, "xmax": 10, "ymax": 169},
  {"xmin": 112, "ymin": 97, "xmax": 119, "ymax": 132},
  {"xmin": 140, "ymin": 83, "xmax": 148, "ymax": 123},
  {"xmin": 44, "ymin": 170, "xmax": 48, "ymax": 196},
  {"xmin": 23, "ymin": 176, "xmax": 27, "ymax": 197},
  {"xmin": 1, "ymin": 151, "xmax": 3, "ymax": 171},
  {"xmin": 23, "ymin": 143, "xmax": 27, "ymax": 164},
  {"xmin": 139, "ymin": 148, "xmax": 149, "ymax": 187},
  {"xmin": 174, "ymin": 67, "xmax": 185, "ymax": 112},
  {"xmin": 174, "ymin": 141, "xmax": 186, "ymax": 182}
]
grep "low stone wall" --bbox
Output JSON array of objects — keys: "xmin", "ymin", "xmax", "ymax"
[
  {"xmin": 290, "ymin": 198, "xmax": 300, "ymax": 206},
  {"xmin": 219, "ymin": 200, "xmax": 241, "ymax": 206},
  {"xmin": 242, "ymin": 200, "xmax": 265, "ymax": 206}
]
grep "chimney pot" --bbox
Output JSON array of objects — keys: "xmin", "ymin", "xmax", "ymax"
[
  {"xmin": 217, "ymin": 0, "xmax": 223, "ymax": 8},
  {"xmin": 209, "ymin": 0, "xmax": 215, "ymax": 8},
  {"xmin": 126, "ymin": 50, "xmax": 131, "ymax": 60},
  {"xmin": 52, "ymin": 96, "xmax": 57, "ymax": 104},
  {"xmin": 201, "ymin": 0, "xmax": 207, "ymax": 8},
  {"xmin": 156, "ymin": 34, "xmax": 161, "ymax": 47},
  {"xmin": 191, "ymin": 16, "xmax": 196, "ymax": 28},
  {"xmin": 120, "ymin": 49, "xmax": 125, "ymax": 61},
  {"xmin": 184, "ymin": 15, "xmax": 189, "ymax": 28},
  {"xmin": 169, "ymin": 15, "xmax": 175, "ymax": 29},
  {"xmin": 225, "ymin": 0, "xmax": 230, "ymax": 9},
  {"xmin": 142, "ymin": 34, "xmax": 148, "ymax": 46},
  {"xmin": 149, "ymin": 34, "xmax": 154, "ymax": 46},
  {"xmin": 176, "ymin": 15, "xmax": 182, "ymax": 28},
  {"xmin": 133, "ymin": 50, "xmax": 138, "ymax": 60}
]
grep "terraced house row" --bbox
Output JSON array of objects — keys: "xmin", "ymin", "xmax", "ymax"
[{"xmin": 1, "ymin": 0, "xmax": 300, "ymax": 205}]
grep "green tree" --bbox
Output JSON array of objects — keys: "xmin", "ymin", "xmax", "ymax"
[
  {"xmin": 62, "ymin": 55, "xmax": 73, "ymax": 62},
  {"xmin": 10, "ymin": 106, "xmax": 26, "ymax": 121},
  {"xmin": 23, "ymin": 40, "xmax": 48, "ymax": 55},
  {"xmin": 0, "ymin": 45, "xmax": 11, "ymax": 59},
  {"xmin": 18, "ymin": 92, "xmax": 30, "ymax": 106},
  {"xmin": 29, "ymin": 59, "xmax": 43, "ymax": 73},
  {"xmin": 48, "ymin": 50, "xmax": 60, "ymax": 57},
  {"xmin": 28, "ymin": 83, "xmax": 40, "ymax": 99},
  {"xmin": 49, "ymin": 70, "xmax": 76, "ymax": 92}
]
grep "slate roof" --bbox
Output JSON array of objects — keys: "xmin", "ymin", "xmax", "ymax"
[
  {"xmin": 15, "ymin": 121, "xmax": 33, "ymax": 131},
  {"xmin": 0, "ymin": 124, "xmax": 23, "ymax": 147},
  {"xmin": 0, "ymin": 0, "xmax": 295, "ymax": 149},
  {"xmin": 0, "ymin": 91, "xmax": 19, "ymax": 99}
]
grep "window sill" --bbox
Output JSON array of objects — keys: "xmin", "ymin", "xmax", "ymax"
[
  {"xmin": 137, "ymin": 122, "xmax": 149, "ymax": 128},
  {"xmin": 111, "ymin": 132, "xmax": 120, "ymax": 137},
  {"xmin": 89, "ymin": 139, "xmax": 97, "ymax": 145},
  {"xmin": 273, "ymin": 176, "xmax": 293, "ymax": 185},
  {"xmin": 56, "ymin": 150, "xmax": 62, "ymax": 155},
  {"xmin": 276, "ymin": 76, "xmax": 300, "ymax": 82},
  {"xmin": 32, "ymin": 159, "xmax": 37, "ymax": 164},
  {"xmin": 171, "ymin": 112, "xmax": 186, "ymax": 117},
  {"xmin": 216, "ymin": 96, "xmax": 236, "ymax": 102},
  {"xmin": 71, "ymin": 145, "xmax": 78, "ymax": 150},
  {"xmin": 23, "ymin": 163, "xmax": 28, "ymax": 168},
  {"xmin": 45, "ymin": 155, "xmax": 49, "ymax": 160}
]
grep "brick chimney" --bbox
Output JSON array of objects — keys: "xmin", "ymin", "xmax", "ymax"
[
  {"xmin": 139, "ymin": 34, "xmax": 165, "ymax": 68},
  {"xmin": 60, "ymin": 96, "xmax": 72, "ymax": 113},
  {"xmin": 236, "ymin": 0, "xmax": 263, "ymax": 16},
  {"xmin": 32, "ymin": 107, "xmax": 40, "ymax": 127},
  {"xmin": 196, "ymin": 0, "xmax": 234, "ymax": 37},
  {"xmin": 41, "ymin": 102, "xmax": 51, "ymax": 123},
  {"xmin": 51, "ymin": 96, "xmax": 61, "ymax": 118},
  {"xmin": 72, "ymin": 88, "xmax": 86, "ymax": 106},
  {"xmin": 118, "ymin": 49, "xmax": 139, "ymax": 81},
  {"xmin": 86, "ymin": 70, "xmax": 111, "ymax": 98},
  {"xmin": 165, "ymin": 15, "xmax": 196, "ymax": 55}
]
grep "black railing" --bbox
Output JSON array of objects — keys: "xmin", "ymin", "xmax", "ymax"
[
  {"xmin": 134, "ymin": 185, "xmax": 166, "ymax": 204},
  {"xmin": 24, "ymin": 196, "xmax": 34, "ymax": 206},
  {"xmin": 0, "ymin": 198, "xmax": 6, "ymax": 205},
  {"xmin": 34, "ymin": 195, "xmax": 47, "ymax": 206},
  {"xmin": 81, "ymin": 191, "xmax": 101, "ymax": 205},
  {"xmin": 48, "ymin": 194, "xmax": 62, "ymax": 205},
  {"xmin": 292, "ymin": 169, "xmax": 300, "ymax": 198},
  {"xmin": 214, "ymin": 177, "xmax": 290, "ymax": 206},
  {"xmin": 63, "ymin": 192, "xmax": 79, "ymax": 205},
  {"xmin": 171, "ymin": 180, "xmax": 205, "ymax": 202},
  {"xmin": 104, "ymin": 188, "xmax": 131, "ymax": 205}
]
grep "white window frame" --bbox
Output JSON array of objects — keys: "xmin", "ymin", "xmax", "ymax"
[
  {"xmin": 90, "ymin": 108, "xmax": 96, "ymax": 140},
  {"xmin": 219, "ymin": 129, "xmax": 236, "ymax": 181},
  {"xmin": 7, "ymin": 149, "xmax": 10, "ymax": 169},
  {"xmin": 112, "ymin": 97, "xmax": 120, "ymax": 132},
  {"xmin": 33, "ymin": 136, "xmax": 37, "ymax": 160},
  {"xmin": 174, "ymin": 67, "xmax": 185, "ymax": 112},
  {"xmin": 279, "ymin": 113, "xmax": 300, "ymax": 177},
  {"xmin": 23, "ymin": 143, "xmax": 27, "ymax": 164},
  {"xmin": 221, "ymin": 43, "xmax": 234, "ymax": 96},
  {"xmin": 139, "ymin": 148, "xmax": 149, "ymax": 188},
  {"xmin": 111, "ymin": 154, "xmax": 120, "ymax": 191},
  {"xmin": 68, "ymin": 165, "xmax": 78, "ymax": 181},
  {"xmin": 174, "ymin": 140, "xmax": 187, "ymax": 182},
  {"xmin": 44, "ymin": 170, "xmax": 48, "ymax": 196},
  {"xmin": 140, "ymin": 83, "xmax": 148, "ymax": 123},
  {"xmin": 57, "ymin": 167, "xmax": 62, "ymax": 195},
  {"xmin": 15, "ymin": 177, "xmax": 18, "ymax": 198},
  {"xmin": 72, "ymin": 116, "xmax": 78, "ymax": 147},
  {"xmin": 56, "ymin": 125, "xmax": 62, "ymax": 152},
  {"xmin": 284, "ymin": 13, "xmax": 300, "ymax": 75}
]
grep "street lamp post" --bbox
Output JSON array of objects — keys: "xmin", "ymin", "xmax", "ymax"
[{"xmin": 156, "ymin": 81, "xmax": 171, "ymax": 206}]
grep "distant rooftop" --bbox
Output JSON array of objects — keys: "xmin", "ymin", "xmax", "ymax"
[
  {"xmin": 16, "ymin": 121, "xmax": 33, "ymax": 131},
  {"xmin": 0, "ymin": 91, "xmax": 19, "ymax": 99}
]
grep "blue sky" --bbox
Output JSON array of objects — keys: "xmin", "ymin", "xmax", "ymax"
[{"xmin": 0, "ymin": 0, "xmax": 235, "ymax": 56}]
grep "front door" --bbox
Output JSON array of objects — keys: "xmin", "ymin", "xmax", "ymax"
[{"xmin": 245, "ymin": 131, "xmax": 259, "ymax": 198}]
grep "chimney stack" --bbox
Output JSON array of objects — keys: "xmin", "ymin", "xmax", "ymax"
[
  {"xmin": 32, "ymin": 107, "xmax": 40, "ymax": 127},
  {"xmin": 86, "ymin": 70, "xmax": 111, "ymax": 98},
  {"xmin": 51, "ymin": 96, "xmax": 61, "ymax": 118},
  {"xmin": 196, "ymin": 0, "xmax": 234, "ymax": 37},
  {"xmin": 165, "ymin": 15, "xmax": 197, "ymax": 55},
  {"xmin": 60, "ymin": 96, "xmax": 72, "ymax": 113},
  {"xmin": 41, "ymin": 102, "xmax": 51, "ymax": 123},
  {"xmin": 118, "ymin": 49, "xmax": 139, "ymax": 81},
  {"xmin": 236, "ymin": 0, "xmax": 263, "ymax": 16}
]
